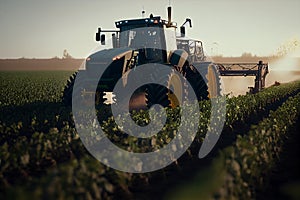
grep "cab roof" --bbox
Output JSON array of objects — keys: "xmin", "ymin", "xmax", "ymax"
[{"xmin": 115, "ymin": 16, "xmax": 165, "ymax": 29}]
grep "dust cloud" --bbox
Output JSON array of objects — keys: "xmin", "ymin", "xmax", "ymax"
[
  {"xmin": 266, "ymin": 56, "xmax": 300, "ymax": 87},
  {"xmin": 221, "ymin": 76, "xmax": 254, "ymax": 97}
]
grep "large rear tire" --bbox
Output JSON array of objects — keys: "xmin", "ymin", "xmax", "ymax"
[
  {"xmin": 145, "ymin": 68, "xmax": 186, "ymax": 109},
  {"xmin": 146, "ymin": 84, "xmax": 170, "ymax": 108},
  {"xmin": 186, "ymin": 62, "xmax": 222, "ymax": 101},
  {"xmin": 206, "ymin": 64, "xmax": 221, "ymax": 98},
  {"xmin": 185, "ymin": 65, "xmax": 209, "ymax": 101},
  {"xmin": 62, "ymin": 71, "xmax": 106, "ymax": 107},
  {"xmin": 62, "ymin": 71, "xmax": 77, "ymax": 106}
]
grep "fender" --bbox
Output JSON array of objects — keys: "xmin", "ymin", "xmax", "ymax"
[{"xmin": 168, "ymin": 49, "xmax": 189, "ymax": 68}]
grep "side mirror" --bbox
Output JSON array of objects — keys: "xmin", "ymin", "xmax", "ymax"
[
  {"xmin": 96, "ymin": 28, "xmax": 101, "ymax": 41},
  {"xmin": 96, "ymin": 32, "xmax": 100, "ymax": 41},
  {"xmin": 100, "ymin": 34, "xmax": 106, "ymax": 45}
]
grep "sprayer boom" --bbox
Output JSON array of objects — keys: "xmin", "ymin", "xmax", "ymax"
[{"xmin": 216, "ymin": 61, "xmax": 269, "ymax": 93}]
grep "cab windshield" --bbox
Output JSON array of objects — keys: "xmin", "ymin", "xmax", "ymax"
[
  {"xmin": 119, "ymin": 26, "xmax": 164, "ymax": 49},
  {"xmin": 119, "ymin": 26, "xmax": 167, "ymax": 64}
]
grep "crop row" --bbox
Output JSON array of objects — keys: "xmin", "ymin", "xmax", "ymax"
[
  {"xmin": 166, "ymin": 90, "xmax": 300, "ymax": 200},
  {"xmin": 95, "ymin": 80, "xmax": 300, "ymax": 155},
  {"xmin": 0, "ymin": 71, "xmax": 299, "ymax": 199},
  {"xmin": 0, "ymin": 71, "xmax": 72, "ymax": 106}
]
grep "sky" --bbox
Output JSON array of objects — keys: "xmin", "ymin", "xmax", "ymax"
[{"xmin": 0, "ymin": 0, "xmax": 299, "ymax": 58}]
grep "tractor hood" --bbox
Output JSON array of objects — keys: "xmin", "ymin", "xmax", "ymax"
[
  {"xmin": 87, "ymin": 47, "xmax": 133, "ymax": 64},
  {"xmin": 81, "ymin": 47, "xmax": 133, "ymax": 71}
]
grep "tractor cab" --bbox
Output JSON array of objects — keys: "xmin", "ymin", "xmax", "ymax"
[
  {"xmin": 176, "ymin": 38, "xmax": 206, "ymax": 62},
  {"xmin": 116, "ymin": 16, "xmax": 171, "ymax": 65},
  {"xmin": 95, "ymin": 6, "xmax": 208, "ymax": 67},
  {"xmin": 96, "ymin": 15, "xmax": 178, "ymax": 65},
  {"xmin": 95, "ymin": 5, "xmax": 208, "ymax": 67}
]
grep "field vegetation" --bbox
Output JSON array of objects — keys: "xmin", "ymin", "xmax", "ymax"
[{"xmin": 0, "ymin": 71, "xmax": 299, "ymax": 199}]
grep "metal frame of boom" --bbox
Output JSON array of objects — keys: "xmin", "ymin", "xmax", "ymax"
[{"xmin": 216, "ymin": 61, "xmax": 269, "ymax": 94}]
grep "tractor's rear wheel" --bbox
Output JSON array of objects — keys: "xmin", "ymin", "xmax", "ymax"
[
  {"xmin": 206, "ymin": 64, "xmax": 221, "ymax": 98},
  {"xmin": 186, "ymin": 62, "xmax": 222, "ymax": 101},
  {"xmin": 62, "ymin": 71, "xmax": 77, "ymax": 106},
  {"xmin": 167, "ymin": 71, "xmax": 185, "ymax": 108},
  {"xmin": 146, "ymin": 84, "xmax": 170, "ymax": 108},
  {"xmin": 145, "ymin": 68, "xmax": 186, "ymax": 109},
  {"xmin": 62, "ymin": 71, "xmax": 107, "ymax": 107},
  {"xmin": 185, "ymin": 65, "xmax": 209, "ymax": 101}
]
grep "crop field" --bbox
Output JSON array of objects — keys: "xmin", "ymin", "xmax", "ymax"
[{"xmin": 0, "ymin": 71, "xmax": 300, "ymax": 200}]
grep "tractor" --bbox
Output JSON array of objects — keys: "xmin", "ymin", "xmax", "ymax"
[{"xmin": 62, "ymin": 7, "xmax": 222, "ymax": 110}]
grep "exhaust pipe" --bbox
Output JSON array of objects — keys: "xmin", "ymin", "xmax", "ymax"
[{"xmin": 167, "ymin": 6, "xmax": 172, "ymax": 25}]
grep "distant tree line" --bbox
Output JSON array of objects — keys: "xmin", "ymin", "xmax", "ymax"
[{"xmin": 62, "ymin": 49, "xmax": 73, "ymax": 59}]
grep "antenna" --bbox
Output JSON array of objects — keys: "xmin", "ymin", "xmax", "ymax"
[{"xmin": 167, "ymin": 6, "xmax": 172, "ymax": 25}]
